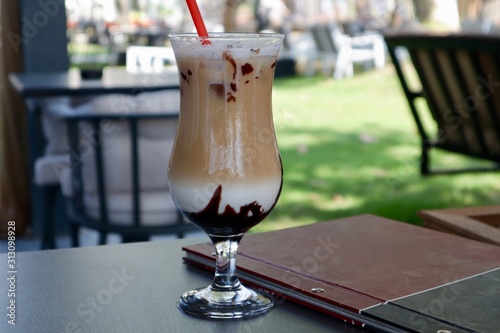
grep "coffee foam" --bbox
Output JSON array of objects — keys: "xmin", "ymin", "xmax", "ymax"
[
  {"xmin": 170, "ymin": 34, "xmax": 283, "ymax": 59},
  {"xmin": 169, "ymin": 179, "xmax": 282, "ymax": 214}
]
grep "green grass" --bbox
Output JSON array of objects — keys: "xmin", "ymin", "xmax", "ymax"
[{"xmin": 253, "ymin": 66, "xmax": 500, "ymax": 233}]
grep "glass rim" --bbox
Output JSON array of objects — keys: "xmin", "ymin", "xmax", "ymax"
[{"xmin": 168, "ymin": 32, "xmax": 284, "ymax": 40}]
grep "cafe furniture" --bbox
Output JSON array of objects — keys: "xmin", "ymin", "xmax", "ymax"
[
  {"xmin": 0, "ymin": 237, "xmax": 364, "ymax": 333},
  {"xmin": 8, "ymin": 68, "xmax": 182, "ymax": 249},
  {"xmin": 419, "ymin": 205, "xmax": 500, "ymax": 246},
  {"xmin": 384, "ymin": 32, "xmax": 500, "ymax": 175}
]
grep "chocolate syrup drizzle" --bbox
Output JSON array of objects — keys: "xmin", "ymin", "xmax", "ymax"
[
  {"xmin": 223, "ymin": 51, "xmax": 237, "ymax": 80},
  {"xmin": 182, "ymin": 184, "xmax": 279, "ymax": 236},
  {"xmin": 180, "ymin": 53, "xmax": 276, "ymax": 104}
]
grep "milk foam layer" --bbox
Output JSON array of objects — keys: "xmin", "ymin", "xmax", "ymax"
[
  {"xmin": 169, "ymin": 179, "xmax": 282, "ymax": 214},
  {"xmin": 169, "ymin": 33, "xmax": 283, "ymax": 59}
]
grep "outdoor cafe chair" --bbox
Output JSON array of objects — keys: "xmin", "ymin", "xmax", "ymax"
[
  {"xmin": 34, "ymin": 97, "xmax": 90, "ymax": 249},
  {"xmin": 48, "ymin": 90, "xmax": 198, "ymax": 246},
  {"xmin": 125, "ymin": 45, "xmax": 176, "ymax": 74},
  {"xmin": 309, "ymin": 24, "xmax": 385, "ymax": 80},
  {"xmin": 384, "ymin": 32, "xmax": 500, "ymax": 175}
]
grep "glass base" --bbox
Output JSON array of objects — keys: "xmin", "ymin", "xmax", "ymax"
[{"xmin": 177, "ymin": 284, "xmax": 274, "ymax": 319}]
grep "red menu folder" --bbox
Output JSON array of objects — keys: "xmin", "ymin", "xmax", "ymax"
[{"xmin": 182, "ymin": 215, "xmax": 500, "ymax": 333}]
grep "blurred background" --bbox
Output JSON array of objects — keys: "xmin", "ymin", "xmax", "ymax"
[
  {"xmin": 66, "ymin": 0, "xmax": 500, "ymax": 70},
  {"xmin": 2, "ymin": 0, "xmax": 500, "ymax": 251}
]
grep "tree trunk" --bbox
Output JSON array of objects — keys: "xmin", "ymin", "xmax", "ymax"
[
  {"xmin": 457, "ymin": 0, "xmax": 483, "ymax": 19},
  {"xmin": 223, "ymin": 0, "xmax": 244, "ymax": 32},
  {"xmin": 413, "ymin": 0, "xmax": 460, "ymax": 29},
  {"xmin": 413, "ymin": 0, "xmax": 434, "ymax": 21},
  {"xmin": 115, "ymin": 0, "xmax": 130, "ymax": 24}
]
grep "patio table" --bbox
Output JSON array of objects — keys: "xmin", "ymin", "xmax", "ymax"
[{"xmin": 0, "ymin": 237, "xmax": 363, "ymax": 333}]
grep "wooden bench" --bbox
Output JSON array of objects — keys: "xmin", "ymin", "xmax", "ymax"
[
  {"xmin": 419, "ymin": 205, "xmax": 500, "ymax": 246},
  {"xmin": 384, "ymin": 32, "xmax": 500, "ymax": 175}
]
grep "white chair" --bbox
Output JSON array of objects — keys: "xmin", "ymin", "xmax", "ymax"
[
  {"xmin": 333, "ymin": 31, "xmax": 385, "ymax": 79},
  {"xmin": 125, "ymin": 46, "xmax": 176, "ymax": 73},
  {"xmin": 309, "ymin": 24, "xmax": 385, "ymax": 80}
]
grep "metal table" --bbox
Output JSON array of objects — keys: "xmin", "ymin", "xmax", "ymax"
[{"xmin": 0, "ymin": 237, "xmax": 364, "ymax": 333}]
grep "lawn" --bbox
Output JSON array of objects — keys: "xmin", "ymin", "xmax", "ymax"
[{"xmin": 254, "ymin": 65, "xmax": 500, "ymax": 233}]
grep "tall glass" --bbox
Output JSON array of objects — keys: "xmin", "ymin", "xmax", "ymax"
[{"xmin": 168, "ymin": 33, "xmax": 284, "ymax": 319}]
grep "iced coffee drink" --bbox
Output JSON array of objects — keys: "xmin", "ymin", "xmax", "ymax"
[
  {"xmin": 169, "ymin": 33, "xmax": 283, "ymax": 319},
  {"xmin": 168, "ymin": 33, "xmax": 283, "ymax": 236}
]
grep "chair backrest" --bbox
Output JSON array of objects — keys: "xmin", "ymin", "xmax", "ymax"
[
  {"xmin": 60, "ymin": 90, "xmax": 197, "ymax": 238},
  {"xmin": 74, "ymin": 115, "xmax": 178, "ymax": 225},
  {"xmin": 384, "ymin": 32, "xmax": 500, "ymax": 162},
  {"xmin": 310, "ymin": 24, "xmax": 337, "ymax": 53}
]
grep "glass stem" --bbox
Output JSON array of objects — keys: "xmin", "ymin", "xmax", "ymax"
[{"xmin": 209, "ymin": 235, "xmax": 243, "ymax": 292}]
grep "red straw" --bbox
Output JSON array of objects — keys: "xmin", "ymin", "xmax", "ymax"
[{"xmin": 185, "ymin": 0, "xmax": 211, "ymax": 44}]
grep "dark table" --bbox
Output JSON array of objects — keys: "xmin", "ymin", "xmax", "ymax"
[
  {"xmin": 0, "ymin": 238, "xmax": 363, "ymax": 333},
  {"xmin": 9, "ymin": 67, "xmax": 180, "ymax": 98}
]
